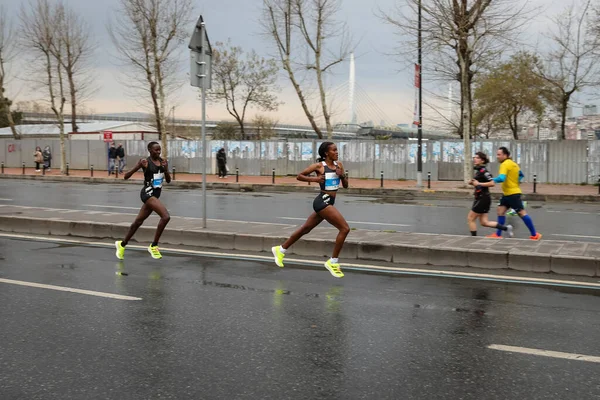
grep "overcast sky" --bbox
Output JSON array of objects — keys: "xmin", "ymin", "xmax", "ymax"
[{"xmin": 1, "ymin": 0, "xmax": 575, "ymax": 125}]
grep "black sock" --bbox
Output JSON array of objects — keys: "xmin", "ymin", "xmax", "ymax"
[
  {"xmin": 151, "ymin": 242, "xmax": 158, "ymax": 247},
  {"xmin": 497, "ymin": 224, "xmax": 508, "ymax": 231},
  {"xmin": 470, "ymin": 231, "xmax": 477, "ymax": 236}
]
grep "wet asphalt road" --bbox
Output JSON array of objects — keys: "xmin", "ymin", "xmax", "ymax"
[
  {"xmin": 1, "ymin": 237, "xmax": 600, "ymax": 399},
  {"xmin": 1, "ymin": 180, "xmax": 599, "ymax": 241}
]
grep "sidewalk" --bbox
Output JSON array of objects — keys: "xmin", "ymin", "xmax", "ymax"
[
  {"xmin": 0, "ymin": 205, "xmax": 598, "ymax": 277},
  {"xmin": 1, "ymin": 167, "xmax": 599, "ymax": 202}
]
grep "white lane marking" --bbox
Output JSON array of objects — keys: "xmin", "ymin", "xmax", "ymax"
[
  {"xmin": 488, "ymin": 344, "xmax": 600, "ymax": 363},
  {"xmin": 552, "ymin": 234, "xmax": 600, "ymax": 240},
  {"xmin": 83, "ymin": 204, "xmax": 141, "ymax": 210},
  {"xmin": 1, "ymin": 232, "xmax": 600, "ymax": 289},
  {"xmin": 0, "ymin": 198, "xmax": 13, "ymax": 201},
  {"xmin": 280, "ymin": 217, "xmax": 411, "ymax": 227},
  {"xmin": 0, "ymin": 278, "xmax": 142, "ymax": 301},
  {"xmin": 547, "ymin": 210, "xmax": 599, "ymax": 215}
]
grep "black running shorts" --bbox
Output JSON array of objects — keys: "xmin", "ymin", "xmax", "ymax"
[
  {"xmin": 140, "ymin": 186, "xmax": 162, "ymax": 203},
  {"xmin": 313, "ymin": 192, "xmax": 336, "ymax": 213},
  {"xmin": 499, "ymin": 194, "xmax": 524, "ymax": 212},
  {"xmin": 471, "ymin": 195, "xmax": 491, "ymax": 214}
]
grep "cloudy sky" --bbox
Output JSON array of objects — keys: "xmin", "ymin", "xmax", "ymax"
[{"xmin": 2, "ymin": 0, "xmax": 573, "ymax": 125}]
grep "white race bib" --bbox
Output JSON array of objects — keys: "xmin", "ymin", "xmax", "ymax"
[
  {"xmin": 324, "ymin": 172, "xmax": 340, "ymax": 191},
  {"xmin": 152, "ymin": 173, "xmax": 164, "ymax": 188}
]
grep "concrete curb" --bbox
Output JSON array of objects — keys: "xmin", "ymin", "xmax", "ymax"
[
  {"xmin": 1, "ymin": 174, "xmax": 599, "ymax": 202},
  {"xmin": 0, "ymin": 215, "xmax": 598, "ymax": 277}
]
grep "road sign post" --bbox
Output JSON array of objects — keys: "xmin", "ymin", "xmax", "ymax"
[{"xmin": 189, "ymin": 16, "xmax": 212, "ymax": 229}]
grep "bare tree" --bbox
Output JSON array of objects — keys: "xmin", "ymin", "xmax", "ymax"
[
  {"xmin": 108, "ymin": 0, "xmax": 193, "ymax": 157},
  {"xmin": 209, "ymin": 40, "xmax": 281, "ymax": 135},
  {"xmin": 382, "ymin": 0, "xmax": 531, "ymax": 182},
  {"xmin": 54, "ymin": 3, "xmax": 96, "ymax": 133},
  {"xmin": 20, "ymin": 0, "xmax": 68, "ymax": 174},
  {"xmin": 536, "ymin": 0, "xmax": 600, "ymax": 140},
  {"xmin": 262, "ymin": 0, "xmax": 351, "ymax": 139},
  {"xmin": 0, "ymin": 6, "xmax": 21, "ymax": 139}
]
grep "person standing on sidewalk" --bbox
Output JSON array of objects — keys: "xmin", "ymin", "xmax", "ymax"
[
  {"xmin": 34, "ymin": 147, "xmax": 43, "ymax": 172},
  {"xmin": 108, "ymin": 142, "xmax": 117, "ymax": 175},
  {"xmin": 271, "ymin": 142, "xmax": 350, "ymax": 278},
  {"xmin": 487, "ymin": 147, "xmax": 542, "ymax": 240},
  {"xmin": 467, "ymin": 152, "xmax": 513, "ymax": 237},
  {"xmin": 42, "ymin": 146, "xmax": 52, "ymax": 171},
  {"xmin": 216, "ymin": 147, "xmax": 227, "ymax": 178},
  {"xmin": 116, "ymin": 143, "xmax": 126, "ymax": 174},
  {"xmin": 115, "ymin": 141, "xmax": 171, "ymax": 260}
]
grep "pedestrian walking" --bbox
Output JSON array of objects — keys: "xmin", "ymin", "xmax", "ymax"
[
  {"xmin": 216, "ymin": 147, "xmax": 228, "ymax": 178},
  {"xmin": 42, "ymin": 146, "xmax": 52, "ymax": 171},
  {"xmin": 108, "ymin": 142, "xmax": 117, "ymax": 175},
  {"xmin": 34, "ymin": 147, "xmax": 43, "ymax": 172},
  {"xmin": 117, "ymin": 143, "xmax": 126, "ymax": 174}
]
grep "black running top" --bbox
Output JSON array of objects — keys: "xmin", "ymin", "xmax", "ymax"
[
  {"xmin": 473, "ymin": 165, "xmax": 493, "ymax": 197},
  {"xmin": 320, "ymin": 161, "xmax": 340, "ymax": 192},
  {"xmin": 143, "ymin": 157, "xmax": 166, "ymax": 189}
]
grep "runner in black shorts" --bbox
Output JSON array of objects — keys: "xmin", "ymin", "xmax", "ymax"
[
  {"xmin": 271, "ymin": 142, "xmax": 350, "ymax": 278},
  {"xmin": 115, "ymin": 142, "xmax": 171, "ymax": 260},
  {"xmin": 467, "ymin": 152, "xmax": 513, "ymax": 237}
]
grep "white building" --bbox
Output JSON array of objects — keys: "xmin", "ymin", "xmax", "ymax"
[{"xmin": 0, "ymin": 121, "xmax": 159, "ymax": 141}]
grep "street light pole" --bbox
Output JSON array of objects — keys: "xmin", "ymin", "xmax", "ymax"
[{"xmin": 416, "ymin": 0, "xmax": 423, "ymax": 188}]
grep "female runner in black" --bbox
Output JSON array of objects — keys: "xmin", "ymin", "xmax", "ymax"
[
  {"xmin": 272, "ymin": 142, "xmax": 350, "ymax": 278},
  {"xmin": 115, "ymin": 142, "xmax": 171, "ymax": 259},
  {"xmin": 467, "ymin": 152, "xmax": 513, "ymax": 237}
]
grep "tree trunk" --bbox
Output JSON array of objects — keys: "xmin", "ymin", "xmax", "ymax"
[
  {"xmin": 68, "ymin": 72, "xmax": 77, "ymax": 133},
  {"xmin": 459, "ymin": 59, "xmax": 472, "ymax": 184},
  {"xmin": 282, "ymin": 58, "xmax": 323, "ymax": 139},
  {"xmin": 5, "ymin": 109, "xmax": 20, "ymax": 139},
  {"xmin": 560, "ymin": 97, "xmax": 568, "ymax": 140}
]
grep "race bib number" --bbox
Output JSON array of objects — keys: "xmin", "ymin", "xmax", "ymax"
[
  {"xmin": 324, "ymin": 172, "xmax": 340, "ymax": 191},
  {"xmin": 152, "ymin": 173, "xmax": 164, "ymax": 188}
]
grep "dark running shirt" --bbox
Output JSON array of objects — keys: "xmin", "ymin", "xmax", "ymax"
[
  {"xmin": 473, "ymin": 165, "xmax": 493, "ymax": 198},
  {"xmin": 143, "ymin": 157, "xmax": 165, "ymax": 189}
]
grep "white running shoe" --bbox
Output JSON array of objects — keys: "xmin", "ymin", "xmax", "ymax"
[{"xmin": 506, "ymin": 225, "xmax": 514, "ymax": 238}]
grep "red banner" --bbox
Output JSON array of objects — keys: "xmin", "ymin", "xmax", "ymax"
[{"xmin": 413, "ymin": 64, "xmax": 421, "ymax": 126}]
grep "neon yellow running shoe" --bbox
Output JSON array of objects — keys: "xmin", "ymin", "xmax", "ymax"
[
  {"xmin": 115, "ymin": 241, "xmax": 125, "ymax": 260},
  {"xmin": 324, "ymin": 259, "xmax": 344, "ymax": 278},
  {"xmin": 271, "ymin": 246, "xmax": 285, "ymax": 267},
  {"xmin": 148, "ymin": 245, "xmax": 162, "ymax": 259}
]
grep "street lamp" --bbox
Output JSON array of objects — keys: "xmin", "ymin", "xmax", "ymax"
[{"xmin": 189, "ymin": 15, "xmax": 212, "ymax": 228}]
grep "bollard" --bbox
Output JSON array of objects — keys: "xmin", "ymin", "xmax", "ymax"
[
  {"xmin": 236, "ymin": 167, "xmax": 239, "ymax": 183},
  {"xmin": 1, "ymin": 162, "xmax": 3, "ymax": 174},
  {"xmin": 380, "ymin": 170, "xmax": 384, "ymax": 188},
  {"xmin": 90, "ymin": 165, "xmax": 94, "ymax": 177},
  {"xmin": 115, "ymin": 165, "xmax": 119, "ymax": 178},
  {"xmin": 66, "ymin": 163, "xmax": 69, "ymax": 176},
  {"xmin": 427, "ymin": 172, "xmax": 431, "ymax": 189},
  {"xmin": 533, "ymin": 174, "xmax": 537, "ymax": 194},
  {"xmin": 43, "ymin": 165, "xmax": 46, "ymax": 175},
  {"xmin": 272, "ymin": 168, "xmax": 275, "ymax": 184},
  {"xmin": 172, "ymin": 167, "xmax": 176, "ymax": 181},
  {"xmin": 598, "ymin": 176, "xmax": 600, "ymax": 195},
  {"xmin": 22, "ymin": 162, "xmax": 25, "ymax": 175}
]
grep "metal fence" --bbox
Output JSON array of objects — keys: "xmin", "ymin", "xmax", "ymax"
[{"xmin": 1, "ymin": 138, "xmax": 599, "ymax": 184}]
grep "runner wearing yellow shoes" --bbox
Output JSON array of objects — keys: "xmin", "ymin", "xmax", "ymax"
[
  {"xmin": 272, "ymin": 142, "xmax": 350, "ymax": 278},
  {"xmin": 115, "ymin": 142, "xmax": 171, "ymax": 260}
]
